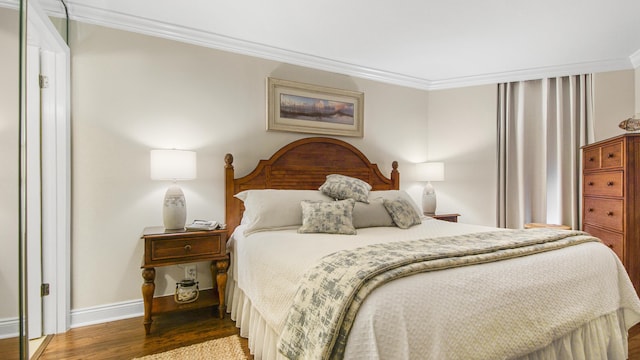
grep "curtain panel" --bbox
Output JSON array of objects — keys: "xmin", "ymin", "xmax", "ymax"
[{"xmin": 497, "ymin": 75, "xmax": 594, "ymax": 229}]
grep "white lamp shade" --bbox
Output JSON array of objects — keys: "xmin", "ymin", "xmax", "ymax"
[
  {"xmin": 150, "ymin": 149, "xmax": 197, "ymax": 180},
  {"xmin": 416, "ymin": 162, "xmax": 445, "ymax": 181}
]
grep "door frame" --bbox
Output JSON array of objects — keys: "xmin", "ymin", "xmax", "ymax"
[{"xmin": 27, "ymin": 1, "xmax": 70, "ymax": 335}]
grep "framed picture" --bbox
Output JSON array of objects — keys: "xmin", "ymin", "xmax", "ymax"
[{"xmin": 267, "ymin": 78, "xmax": 364, "ymax": 137}]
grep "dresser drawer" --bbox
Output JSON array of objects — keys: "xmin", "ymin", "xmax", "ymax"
[
  {"xmin": 583, "ymin": 171, "xmax": 623, "ymax": 197},
  {"xmin": 583, "ymin": 147, "xmax": 601, "ymax": 171},
  {"xmin": 583, "ymin": 224, "xmax": 623, "ymax": 260},
  {"xmin": 601, "ymin": 140, "xmax": 623, "ymax": 168},
  {"xmin": 146, "ymin": 233, "xmax": 225, "ymax": 265},
  {"xmin": 583, "ymin": 197, "xmax": 624, "ymax": 232}
]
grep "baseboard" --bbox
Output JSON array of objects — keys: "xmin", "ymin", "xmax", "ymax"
[
  {"xmin": 70, "ymin": 299, "xmax": 143, "ymax": 329},
  {"xmin": 0, "ymin": 317, "xmax": 18, "ymax": 339}
]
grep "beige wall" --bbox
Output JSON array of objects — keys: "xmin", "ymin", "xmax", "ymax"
[
  {"xmin": 636, "ymin": 68, "xmax": 640, "ymax": 116},
  {"xmin": 70, "ymin": 22, "xmax": 432, "ymax": 309},
  {"xmin": 593, "ymin": 70, "xmax": 636, "ymax": 141},
  {"xmin": 426, "ymin": 85, "xmax": 498, "ymax": 226},
  {"xmin": 0, "ymin": 7, "xmax": 20, "ymax": 320}
]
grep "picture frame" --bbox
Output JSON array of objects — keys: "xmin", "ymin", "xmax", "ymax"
[{"xmin": 267, "ymin": 78, "xmax": 364, "ymax": 137}]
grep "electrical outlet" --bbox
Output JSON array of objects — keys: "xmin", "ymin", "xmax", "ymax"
[{"xmin": 185, "ymin": 265, "xmax": 197, "ymax": 280}]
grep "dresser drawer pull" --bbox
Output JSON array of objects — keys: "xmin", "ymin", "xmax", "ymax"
[
  {"xmin": 589, "ymin": 157, "xmax": 595, "ymax": 162},
  {"xmin": 588, "ymin": 182, "xmax": 594, "ymax": 186},
  {"xmin": 588, "ymin": 208, "xmax": 594, "ymax": 212},
  {"xmin": 606, "ymin": 211, "xmax": 614, "ymax": 216},
  {"xmin": 184, "ymin": 244, "xmax": 192, "ymax": 252},
  {"xmin": 607, "ymin": 181, "xmax": 614, "ymax": 186},
  {"xmin": 607, "ymin": 244, "xmax": 614, "ymax": 249},
  {"xmin": 607, "ymin": 153, "xmax": 615, "ymax": 158}
]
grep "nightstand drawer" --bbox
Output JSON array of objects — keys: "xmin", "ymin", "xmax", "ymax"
[
  {"xmin": 151, "ymin": 236, "xmax": 221, "ymax": 261},
  {"xmin": 583, "ymin": 171, "xmax": 623, "ymax": 197},
  {"xmin": 143, "ymin": 230, "xmax": 227, "ymax": 267},
  {"xmin": 584, "ymin": 197, "xmax": 624, "ymax": 232}
]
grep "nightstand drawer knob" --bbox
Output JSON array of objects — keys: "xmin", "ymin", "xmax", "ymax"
[
  {"xmin": 588, "ymin": 208, "xmax": 594, "ymax": 212},
  {"xmin": 607, "ymin": 153, "xmax": 614, "ymax": 158},
  {"xmin": 184, "ymin": 244, "xmax": 192, "ymax": 252},
  {"xmin": 608, "ymin": 244, "xmax": 614, "ymax": 249},
  {"xmin": 588, "ymin": 182, "xmax": 594, "ymax": 186},
  {"xmin": 607, "ymin": 181, "xmax": 614, "ymax": 186},
  {"xmin": 607, "ymin": 211, "xmax": 614, "ymax": 216}
]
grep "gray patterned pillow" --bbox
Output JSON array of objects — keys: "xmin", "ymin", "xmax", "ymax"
[
  {"xmin": 383, "ymin": 197, "xmax": 422, "ymax": 229},
  {"xmin": 318, "ymin": 174, "xmax": 371, "ymax": 203},
  {"xmin": 298, "ymin": 199, "xmax": 357, "ymax": 235}
]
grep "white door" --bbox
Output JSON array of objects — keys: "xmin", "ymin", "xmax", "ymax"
[
  {"xmin": 26, "ymin": 44, "xmax": 43, "ymax": 340},
  {"xmin": 26, "ymin": 1, "xmax": 71, "ymax": 336}
]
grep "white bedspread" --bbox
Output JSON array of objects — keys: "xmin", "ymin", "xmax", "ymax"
[{"xmin": 227, "ymin": 219, "xmax": 640, "ymax": 359}]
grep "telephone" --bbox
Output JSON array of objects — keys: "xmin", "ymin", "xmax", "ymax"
[{"xmin": 185, "ymin": 220, "xmax": 222, "ymax": 231}]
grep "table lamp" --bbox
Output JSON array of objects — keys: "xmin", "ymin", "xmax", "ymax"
[
  {"xmin": 150, "ymin": 149, "xmax": 197, "ymax": 230},
  {"xmin": 417, "ymin": 162, "xmax": 444, "ymax": 215}
]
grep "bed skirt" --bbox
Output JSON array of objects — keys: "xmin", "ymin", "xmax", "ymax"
[{"xmin": 227, "ymin": 278, "xmax": 632, "ymax": 360}]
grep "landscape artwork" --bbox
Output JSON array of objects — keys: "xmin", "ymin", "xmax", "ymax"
[
  {"xmin": 279, "ymin": 94, "xmax": 355, "ymax": 125},
  {"xmin": 267, "ymin": 78, "xmax": 364, "ymax": 137}
]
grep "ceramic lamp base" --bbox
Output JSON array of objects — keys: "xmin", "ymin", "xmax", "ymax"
[
  {"xmin": 422, "ymin": 182, "xmax": 437, "ymax": 215},
  {"xmin": 163, "ymin": 184, "xmax": 186, "ymax": 230}
]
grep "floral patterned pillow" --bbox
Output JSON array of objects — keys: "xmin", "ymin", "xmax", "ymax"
[
  {"xmin": 298, "ymin": 199, "xmax": 357, "ymax": 235},
  {"xmin": 318, "ymin": 174, "xmax": 371, "ymax": 203},
  {"xmin": 383, "ymin": 197, "xmax": 422, "ymax": 229}
]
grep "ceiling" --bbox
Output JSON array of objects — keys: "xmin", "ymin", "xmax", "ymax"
[{"xmin": 38, "ymin": 0, "xmax": 640, "ymax": 89}]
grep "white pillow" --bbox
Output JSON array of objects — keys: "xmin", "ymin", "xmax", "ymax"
[
  {"xmin": 352, "ymin": 198, "xmax": 395, "ymax": 228},
  {"xmin": 234, "ymin": 189, "xmax": 333, "ymax": 235}
]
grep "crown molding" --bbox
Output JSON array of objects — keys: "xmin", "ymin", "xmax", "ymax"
[
  {"xmin": 24, "ymin": 0, "xmax": 640, "ymax": 89},
  {"xmin": 0, "ymin": 0, "xmax": 18, "ymax": 9}
]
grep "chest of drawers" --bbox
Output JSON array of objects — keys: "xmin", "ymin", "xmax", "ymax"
[{"xmin": 582, "ymin": 134, "xmax": 640, "ymax": 293}]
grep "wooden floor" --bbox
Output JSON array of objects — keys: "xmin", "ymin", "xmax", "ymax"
[
  {"xmin": 0, "ymin": 307, "xmax": 252, "ymax": 360},
  {"xmin": 0, "ymin": 309, "xmax": 639, "ymax": 359}
]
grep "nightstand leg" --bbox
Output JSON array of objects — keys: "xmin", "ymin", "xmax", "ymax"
[
  {"xmin": 211, "ymin": 259, "xmax": 229, "ymax": 319},
  {"xmin": 141, "ymin": 267, "xmax": 155, "ymax": 335}
]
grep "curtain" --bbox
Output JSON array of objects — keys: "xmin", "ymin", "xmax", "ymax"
[{"xmin": 497, "ymin": 75, "xmax": 594, "ymax": 229}]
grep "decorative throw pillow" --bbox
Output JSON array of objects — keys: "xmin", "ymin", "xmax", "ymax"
[
  {"xmin": 352, "ymin": 198, "xmax": 395, "ymax": 228},
  {"xmin": 298, "ymin": 199, "xmax": 357, "ymax": 235},
  {"xmin": 369, "ymin": 190, "xmax": 423, "ymax": 216},
  {"xmin": 383, "ymin": 197, "xmax": 422, "ymax": 229},
  {"xmin": 319, "ymin": 174, "xmax": 372, "ymax": 203}
]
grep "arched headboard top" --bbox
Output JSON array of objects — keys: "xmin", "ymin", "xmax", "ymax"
[{"xmin": 224, "ymin": 137, "xmax": 399, "ymax": 232}]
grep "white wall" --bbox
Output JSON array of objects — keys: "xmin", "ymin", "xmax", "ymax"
[
  {"xmin": 70, "ymin": 22, "xmax": 431, "ymax": 310},
  {"xmin": 0, "ymin": 7, "xmax": 20, "ymax": 322}
]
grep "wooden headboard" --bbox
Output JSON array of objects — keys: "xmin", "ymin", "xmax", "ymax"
[{"xmin": 224, "ymin": 137, "xmax": 399, "ymax": 233}]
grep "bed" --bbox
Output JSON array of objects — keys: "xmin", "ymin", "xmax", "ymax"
[{"xmin": 224, "ymin": 137, "xmax": 640, "ymax": 360}]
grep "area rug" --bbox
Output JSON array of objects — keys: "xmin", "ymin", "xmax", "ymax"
[{"xmin": 132, "ymin": 335, "xmax": 247, "ymax": 360}]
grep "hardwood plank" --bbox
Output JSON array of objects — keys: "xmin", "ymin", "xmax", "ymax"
[{"xmin": 11, "ymin": 312, "xmax": 639, "ymax": 359}]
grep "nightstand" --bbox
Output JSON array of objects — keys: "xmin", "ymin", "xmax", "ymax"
[
  {"xmin": 430, "ymin": 213, "xmax": 460, "ymax": 223},
  {"xmin": 140, "ymin": 226, "xmax": 229, "ymax": 335}
]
